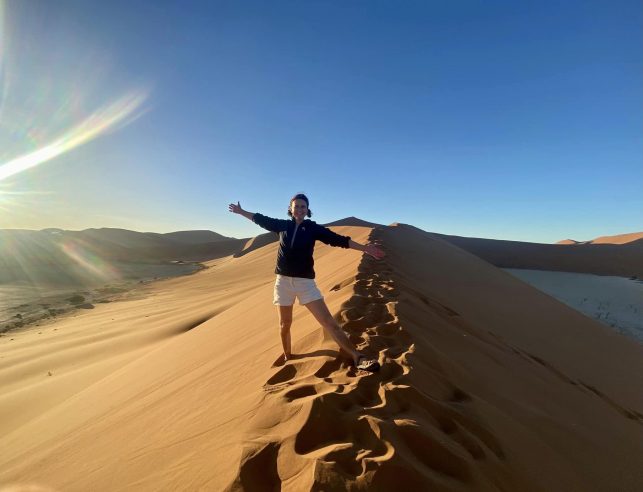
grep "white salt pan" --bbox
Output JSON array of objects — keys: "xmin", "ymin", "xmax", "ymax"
[{"xmin": 504, "ymin": 269, "xmax": 643, "ymax": 343}]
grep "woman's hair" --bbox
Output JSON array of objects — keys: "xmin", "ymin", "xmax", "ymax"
[{"xmin": 287, "ymin": 193, "xmax": 312, "ymax": 218}]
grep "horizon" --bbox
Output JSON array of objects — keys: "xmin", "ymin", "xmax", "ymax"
[
  {"xmin": 2, "ymin": 219, "xmax": 641, "ymax": 245},
  {"xmin": 0, "ymin": 0, "xmax": 641, "ymax": 244}
]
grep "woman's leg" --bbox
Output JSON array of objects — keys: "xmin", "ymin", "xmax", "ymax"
[
  {"xmin": 278, "ymin": 305, "xmax": 294, "ymax": 361},
  {"xmin": 304, "ymin": 298, "xmax": 362, "ymax": 365}
]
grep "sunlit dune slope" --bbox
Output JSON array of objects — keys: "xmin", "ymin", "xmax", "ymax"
[
  {"xmin": 1, "ymin": 224, "xmax": 642, "ymax": 491},
  {"xmin": 557, "ymin": 231, "xmax": 643, "ymax": 245},
  {"xmin": 228, "ymin": 224, "xmax": 643, "ymax": 491},
  {"xmin": 431, "ymin": 231, "xmax": 643, "ymax": 277},
  {"xmin": 589, "ymin": 231, "xmax": 643, "ymax": 245},
  {"xmin": 0, "ymin": 225, "xmax": 371, "ymax": 490}
]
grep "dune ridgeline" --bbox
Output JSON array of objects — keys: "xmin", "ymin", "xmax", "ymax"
[{"xmin": 1, "ymin": 222, "xmax": 642, "ymax": 491}]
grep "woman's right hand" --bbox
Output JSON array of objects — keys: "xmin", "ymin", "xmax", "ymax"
[{"xmin": 228, "ymin": 201, "xmax": 243, "ymax": 214}]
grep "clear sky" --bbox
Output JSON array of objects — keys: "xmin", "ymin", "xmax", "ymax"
[{"xmin": 0, "ymin": 0, "xmax": 641, "ymax": 243}]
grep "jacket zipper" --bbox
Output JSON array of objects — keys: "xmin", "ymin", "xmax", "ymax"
[{"xmin": 290, "ymin": 223, "xmax": 300, "ymax": 248}]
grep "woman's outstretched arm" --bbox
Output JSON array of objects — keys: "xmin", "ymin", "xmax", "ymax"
[
  {"xmin": 228, "ymin": 201, "xmax": 255, "ymax": 221},
  {"xmin": 228, "ymin": 201, "xmax": 289, "ymax": 233},
  {"xmin": 349, "ymin": 240, "xmax": 385, "ymax": 260},
  {"xmin": 314, "ymin": 223, "xmax": 385, "ymax": 260}
]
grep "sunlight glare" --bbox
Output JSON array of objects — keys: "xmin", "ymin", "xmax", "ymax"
[{"xmin": 0, "ymin": 89, "xmax": 148, "ymax": 182}]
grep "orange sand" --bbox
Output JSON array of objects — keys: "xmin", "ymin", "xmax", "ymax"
[
  {"xmin": 1, "ymin": 223, "xmax": 642, "ymax": 491},
  {"xmin": 558, "ymin": 231, "xmax": 643, "ymax": 245}
]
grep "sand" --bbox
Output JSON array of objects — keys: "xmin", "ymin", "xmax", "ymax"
[
  {"xmin": 431, "ymin": 231, "xmax": 643, "ymax": 278},
  {"xmin": 0, "ymin": 262, "xmax": 204, "ymax": 334},
  {"xmin": 557, "ymin": 231, "xmax": 643, "ymax": 245},
  {"xmin": 504, "ymin": 269, "xmax": 643, "ymax": 343},
  {"xmin": 1, "ymin": 223, "xmax": 642, "ymax": 491}
]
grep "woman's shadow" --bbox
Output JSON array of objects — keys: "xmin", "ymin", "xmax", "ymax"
[{"xmin": 270, "ymin": 349, "xmax": 344, "ymax": 368}]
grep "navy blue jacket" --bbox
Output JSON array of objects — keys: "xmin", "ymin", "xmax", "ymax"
[{"xmin": 252, "ymin": 213, "xmax": 351, "ymax": 279}]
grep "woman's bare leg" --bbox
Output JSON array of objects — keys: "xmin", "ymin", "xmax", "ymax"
[
  {"xmin": 304, "ymin": 298, "xmax": 361, "ymax": 365},
  {"xmin": 278, "ymin": 305, "xmax": 293, "ymax": 361}
]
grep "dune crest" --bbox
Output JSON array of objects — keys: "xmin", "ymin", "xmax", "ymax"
[
  {"xmin": 1, "ymin": 224, "xmax": 642, "ymax": 490},
  {"xmin": 557, "ymin": 231, "xmax": 643, "ymax": 245},
  {"xmin": 227, "ymin": 225, "xmax": 643, "ymax": 490}
]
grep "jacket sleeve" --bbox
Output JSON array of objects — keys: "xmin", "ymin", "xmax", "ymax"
[
  {"xmin": 252, "ymin": 213, "xmax": 290, "ymax": 233},
  {"xmin": 315, "ymin": 223, "xmax": 351, "ymax": 248}
]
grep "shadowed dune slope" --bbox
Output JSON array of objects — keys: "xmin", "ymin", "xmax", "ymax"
[
  {"xmin": 0, "ymin": 228, "xmax": 244, "ymax": 287},
  {"xmin": 429, "ymin": 231, "xmax": 643, "ymax": 277},
  {"xmin": 234, "ymin": 231, "xmax": 277, "ymax": 258},
  {"xmin": 1, "ymin": 224, "xmax": 642, "ymax": 491},
  {"xmin": 127, "ymin": 238, "xmax": 244, "ymax": 262},
  {"xmin": 324, "ymin": 216, "xmax": 384, "ymax": 228}
]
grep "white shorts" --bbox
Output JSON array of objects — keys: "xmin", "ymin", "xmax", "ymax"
[{"xmin": 273, "ymin": 275, "xmax": 323, "ymax": 306}]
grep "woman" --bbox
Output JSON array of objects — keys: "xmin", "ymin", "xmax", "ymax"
[{"xmin": 228, "ymin": 193, "xmax": 385, "ymax": 372}]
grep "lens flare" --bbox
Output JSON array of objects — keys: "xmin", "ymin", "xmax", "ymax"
[
  {"xmin": 59, "ymin": 238, "xmax": 120, "ymax": 280},
  {"xmin": 0, "ymin": 89, "xmax": 148, "ymax": 182},
  {"xmin": 0, "ymin": 230, "xmax": 122, "ymax": 287},
  {"xmin": 0, "ymin": 0, "xmax": 8, "ymax": 122}
]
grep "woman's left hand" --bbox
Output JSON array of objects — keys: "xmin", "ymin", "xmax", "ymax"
[{"xmin": 364, "ymin": 243, "xmax": 385, "ymax": 260}]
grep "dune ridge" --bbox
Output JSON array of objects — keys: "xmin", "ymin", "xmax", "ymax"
[
  {"xmin": 557, "ymin": 231, "xmax": 643, "ymax": 245},
  {"xmin": 226, "ymin": 225, "xmax": 643, "ymax": 490},
  {"xmin": 1, "ymin": 224, "xmax": 642, "ymax": 491},
  {"xmin": 227, "ymin": 228, "xmax": 527, "ymax": 491},
  {"xmin": 227, "ymin": 230, "xmax": 412, "ymax": 490}
]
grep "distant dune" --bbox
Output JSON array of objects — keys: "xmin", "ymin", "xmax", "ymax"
[
  {"xmin": 557, "ymin": 231, "xmax": 643, "ymax": 245},
  {"xmin": 162, "ymin": 229, "xmax": 233, "ymax": 244},
  {"xmin": 234, "ymin": 232, "xmax": 275, "ymax": 258},
  {"xmin": 0, "ymin": 228, "xmax": 245, "ymax": 288},
  {"xmin": 429, "ymin": 231, "xmax": 643, "ymax": 277},
  {"xmin": 324, "ymin": 216, "xmax": 383, "ymax": 228},
  {"xmin": 1, "ymin": 221, "xmax": 641, "ymax": 491},
  {"xmin": 590, "ymin": 231, "xmax": 643, "ymax": 244}
]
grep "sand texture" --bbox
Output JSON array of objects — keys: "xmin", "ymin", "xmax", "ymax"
[{"xmin": 1, "ymin": 223, "xmax": 642, "ymax": 491}]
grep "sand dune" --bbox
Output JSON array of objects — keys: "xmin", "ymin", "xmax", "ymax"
[
  {"xmin": 431, "ymin": 231, "xmax": 643, "ymax": 277},
  {"xmin": 0, "ymin": 228, "xmax": 244, "ymax": 288},
  {"xmin": 324, "ymin": 216, "xmax": 384, "ymax": 228},
  {"xmin": 234, "ymin": 231, "xmax": 276, "ymax": 258},
  {"xmin": 1, "ymin": 224, "xmax": 642, "ymax": 491},
  {"xmin": 558, "ymin": 231, "xmax": 643, "ymax": 245}
]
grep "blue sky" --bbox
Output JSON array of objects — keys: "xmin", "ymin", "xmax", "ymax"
[{"xmin": 0, "ymin": 0, "xmax": 641, "ymax": 243}]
